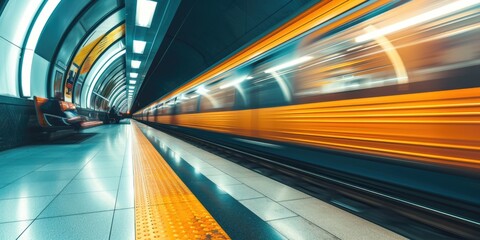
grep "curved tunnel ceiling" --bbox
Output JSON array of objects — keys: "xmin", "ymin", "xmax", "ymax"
[
  {"xmin": 82, "ymin": 41, "xmax": 126, "ymax": 109},
  {"xmin": 132, "ymin": 0, "xmax": 320, "ymax": 112},
  {"xmin": 1, "ymin": 0, "xmax": 322, "ymax": 114},
  {"xmin": 50, "ymin": 0, "xmax": 126, "ymax": 105},
  {"xmin": 90, "ymin": 56, "xmax": 126, "ymax": 112}
]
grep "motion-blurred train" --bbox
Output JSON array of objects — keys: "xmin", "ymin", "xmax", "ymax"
[{"xmin": 135, "ymin": 0, "xmax": 480, "ymax": 172}]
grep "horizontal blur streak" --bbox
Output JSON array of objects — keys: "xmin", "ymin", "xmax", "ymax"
[
  {"xmin": 136, "ymin": 0, "xmax": 480, "ymax": 170},
  {"xmin": 172, "ymin": 87, "xmax": 480, "ymax": 169}
]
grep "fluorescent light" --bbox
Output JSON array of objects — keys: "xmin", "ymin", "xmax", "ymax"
[
  {"xmin": 128, "ymin": 89, "xmax": 134, "ymax": 92},
  {"xmin": 26, "ymin": 0, "xmax": 61, "ymax": 50},
  {"xmin": 133, "ymin": 40, "xmax": 146, "ymax": 54},
  {"xmin": 21, "ymin": 0, "xmax": 61, "ymax": 97},
  {"xmin": 220, "ymin": 76, "xmax": 247, "ymax": 89},
  {"xmin": 246, "ymin": 76, "xmax": 254, "ymax": 80},
  {"xmin": 196, "ymin": 86, "xmax": 209, "ymax": 95},
  {"xmin": 355, "ymin": 0, "xmax": 479, "ymax": 42},
  {"xmin": 129, "ymin": 80, "xmax": 137, "ymax": 84},
  {"xmin": 130, "ymin": 73, "xmax": 138, "ymax": 78},
  {"xmin": 264, "ymin": 56, "xmax": 313, "ymax": 73},
  {"xmin": 129, "ymin": 86, "xmax": 135, "ymax": 89},
  {"xmin": 136, "ymin": 0, "xmax": 157, "ymax": 28},
  {"xmin": 131, "ymin": 60, "xmax": 141, "ymax": 69}
]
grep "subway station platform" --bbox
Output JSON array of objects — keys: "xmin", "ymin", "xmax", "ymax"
[
  {"xmin": 0, "ymin": 121, "xmax": 404, "ymax": 239},
  {"xmin": 1, "ymin": 0, "xmax": 479, "ymax": 238}
]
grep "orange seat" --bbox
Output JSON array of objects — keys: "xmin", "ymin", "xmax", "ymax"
[{"xmin": 33, "ymin": 96, "xmax": 102, "ymax": 130}]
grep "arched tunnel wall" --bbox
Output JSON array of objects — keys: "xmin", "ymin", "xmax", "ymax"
[{"xmin": 0, "ymin": 0, "xmax": 123, "ymax": 150}]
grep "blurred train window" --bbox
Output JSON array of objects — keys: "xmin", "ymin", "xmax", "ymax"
[
  {"xmin": 289, "ymin": 0, "xmax": 480, "ymax": 103},
  {"xmin": 199, "ymin": 86, "xmax": 235, "ymax": 112},
  {"xmin": 250, "ymin": 76, "xmax": 291, "ymax": 108},
  {"xmin": 179, "ymin": 96, "xmax": 198, "ymax": 114},
  {"xmin": 154, "ymin": 103, "xmax": 163, "ymax": 115},
  {"xmin": 162, "ymin": 100, "xmax": 175, "ymax": 115},
  {"xmin": 292, "ymin": 29, "xmax": 396, "ymax": 102}
]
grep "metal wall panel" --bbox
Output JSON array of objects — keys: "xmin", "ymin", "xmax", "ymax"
[{"xmin": 36, "ymin": 0, "xmax": 93, "ymax": 61}]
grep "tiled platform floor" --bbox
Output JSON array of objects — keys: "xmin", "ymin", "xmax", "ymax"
[
  {"xmin": 0, "ymin": 120, "xmax": 406, "ymax": 239},
  {"xmin": 0, "ymin": 122, "xmax": 134, "ymax": 240},
  {"xmin": 136, "ymin": 121, "xmax": 406, "ymax": 240}
]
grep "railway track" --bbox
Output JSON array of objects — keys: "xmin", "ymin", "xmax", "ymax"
[{"xmin": 142, "ymin": 121, "xmax": 480, "ymax": 239}]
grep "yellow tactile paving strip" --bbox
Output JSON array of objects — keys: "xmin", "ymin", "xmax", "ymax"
[{"xmin": 131, "ymin": 122, "xmax": 230, "ymax": 240}]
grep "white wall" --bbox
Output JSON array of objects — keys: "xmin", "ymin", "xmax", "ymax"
[
  {"xmin": 0, "ymin": 0, "xmax": 43, "ymax": 97},
  {"xmin": 0, "ymin": 37, "xmax": 21, "ymax": 96},
  {"xmin": 30, "ymin": 53, "xmax": 50, "ymax": 97}
]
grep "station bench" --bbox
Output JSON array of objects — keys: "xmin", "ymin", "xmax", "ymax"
[{"xmin": 33, "ymin": 96, "xmax": 103, "ymax": 131}]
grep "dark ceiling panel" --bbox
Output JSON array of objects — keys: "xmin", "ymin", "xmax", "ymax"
[
  {"xmin": 80, "ymin": 0, "xmax": 119, "ymax": 29},
  {"xmin": 93, "ymin": 56, "xmax": 126, "ymax": 102},
  {"xmin": 54, "ymin": 4, "xmax": 124, "ymax": 70},
  {"xmin": 133, "ymin": 0, "xmax": 319, "ymax": 111},
  {"xmin": 97, "ymin": 64, "xmax": 125, "ymax": 92},
  {"xmin": 0, "ymin": 0, "xmax": 8, "ymax": 16},
  {"xmin": 55, "ymin": 24, "xmax": 86, "ymax": 68},
  {"xmin": 36, "ymin": 0, "xmax": 93, "ymax": 61}
]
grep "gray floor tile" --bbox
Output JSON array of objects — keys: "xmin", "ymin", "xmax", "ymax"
[
  {"xmin": 238, "ymin": 176, "xmax": 310, "ymax": 201},
  {"xmin": 0, "ymin": 220, "xmax": 31, "ymax": 240},
  {"xmin": 39, "ymin": 191, "xmax": 116, "ymax": 218},
  {"xmin": 121, "ymin": 167, "xmax": 133, "ymax": 177},
  {"xmin": 16, "ymin": 170, "xmax": 79, "ymax": 183},
  {"xmin": 183, "ymin": 159, "xmax": 213, "ymax": 169},
  {"xmin": 75, "ymin": 168, "xmax": 122, "ymax": 179},
  {"xmin": 206, "ymin": 174, "xmax": 242, "ymax": 186},
  {"xmin": 18, "ymin": 211, "xmax": 113, "ymax": 240},
  {"xmin": 215, "ymin": 164, "xmax": 263, "ymax": 178},
  {"xmin": 202, "ymin": 157, "xmax": 236, "ymax": 166},
  {"xmin": 219, "ymin": 184, "xmax": 263, "ymax": 200},
  {"xmin": 62, "ymin": 178, "xmax": 119, "ymax": 194},
  {"xmin": 36, "ymin": 162, "xmax": 87, "ymax": 171},
  {"xmin": 84, "ymin": 161, "xmax": 123, "ymax": 169},
  {"xmin": 0, "ymin": 172, "xmax": 30, "ymax": 184},
  {"xmin": 0, "ymin": 196, "xmax": 54, "ymax": 223},
  {"xmin": 110, "ymin": 208, "xmax": 134, "ymax": 240},
  {"xmin": 269, "ymin": 217, "xmax": 338, "ymax": 240},
  {"xmin": 0, "ymin": 148, "xmax": 45, "ymax": 160},
  {"xmin": 280, "ymin": 198, "xmax": 406, "ymax": 240},
  {"xmin": 197, "ymin": 167, "xmax": 225, "ymax": 176},
  {"xmin": 0, "ymin": 181, "xmax": 70, "ymax": 199},
  {"xmin": 0, "ymin": 165, "xmax": 41, "ymax": 175},
  {"xmin": 93, "ymin": 153, "xmax": 125, "ymax": 160},
  {"xmin": 0, "ymin": 163, "xmax": 45, "ymax": 170},
  {"xmin": 115, "ymin": 189, "xmax": 134, "ymax": 209},
  {"xmin": 240, "ymin": 197, "xmax": 297, "ymax": 221},
  {"xmin": 118, "ymin": 177, "xmax": 134, "ymax": 192}
]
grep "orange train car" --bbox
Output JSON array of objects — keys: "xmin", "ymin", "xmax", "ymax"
[{"xmin": 134, "ymin": 0, "xmax": 480, "ymax": 170}]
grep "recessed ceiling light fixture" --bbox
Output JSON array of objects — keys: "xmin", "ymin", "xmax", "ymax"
[
  {"xmin": 133, "ymin": 40, "xmax": 146, "ymax": 54},
  {"xmin": 131, "ymin": 60, "xmax": 141, "ymax": 69},
  {"xmin": 136, "ymin": 0, "xmax": 157, "ymax": 28}
]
